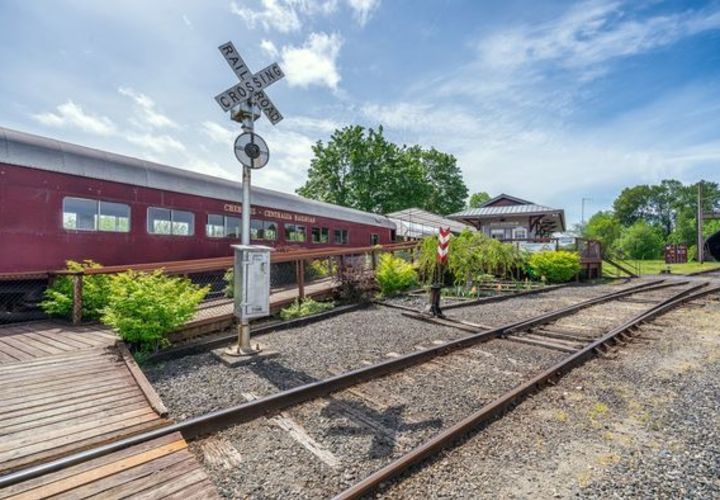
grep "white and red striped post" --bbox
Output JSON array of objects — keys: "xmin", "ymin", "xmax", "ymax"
[{"xmin": 428, "ymin": 227, "xmax": 451, "ymax": 317}]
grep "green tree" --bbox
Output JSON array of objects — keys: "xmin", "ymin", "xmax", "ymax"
[
  {"xmin": 297, "ymin": 125, "xmax": 468, "ymax": 215},
  {"xmin": 468, "ymin": 191, "xmax": 491, "ymax": 208},
  {"xmin": 582, "ymin": 211, "xmax": 623, "ymax": 256},
  {"xmin": 615, "ymin": 220, "xmax": 664, "ymax": 260}
]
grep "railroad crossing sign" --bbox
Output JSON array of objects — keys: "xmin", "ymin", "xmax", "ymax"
[
  {"xmin": 215, "ymin": 41, "xmax": 284, "ymax": 125},
  {"xmin": 437, "ymin": 227, "xmax": 450, "ymax": 263}
]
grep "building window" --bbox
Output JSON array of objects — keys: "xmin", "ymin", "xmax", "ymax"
[
  {"xmin": 63, "ymin": 197, "xmax": 130, "ymax": 232},
  {"xmin": 490, "ymin": 229, "xmax": 505, "ymax": 240},
  {"xmin": 334, "ymin": 229, "xmax": 349, "ymax": 245},
  {"xmin": 251, "ymin": 219, "xmax": 277, "ymax": 240},
  {"xmin": 311, "ymin": 227, "xmax": 329, "ymax": 244},
  {"xmin": 513, "ymin": 227, "xmax": 528, "ymax": 240},
  {"xmin": 207, "ymin": 214, "xmax": 242, "ymax": 238},
  {"xmin": 285, "ymin": 224, "xmax": 306, "ymax": 242},
  {"xmin": 148, "ymin": 207, "xmax": 194, "ymax": 236},
  {"xmin": 371, "ymin": 233, "xmax": 379, "ymax": 245}
]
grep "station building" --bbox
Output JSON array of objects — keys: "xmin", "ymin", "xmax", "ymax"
[{"xmin": 448, "ymin": 194, "xmax": 565, "ymax": 242}]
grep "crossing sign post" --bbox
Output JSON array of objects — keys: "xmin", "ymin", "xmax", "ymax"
[
  {"xmin": 214, "ymin": 40, "xmax": 284, "ymax": 362},
  {"xmin": 426, "ymin": 227, "xmax": 450, "ymax": 318}
]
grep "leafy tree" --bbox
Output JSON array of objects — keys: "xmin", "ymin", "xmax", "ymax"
[
  {"xmin": 297, "ymin": 125, "xmax": 468, "ymax": 215},
  {"xmin": 581, "ymin": 211, "xmax": 623, "ymax": 256},
  {"xmin": 615, "ymin": 220, "xmax": 664, "ymax": 260},
  {"xmin": 613, "ymin": 184, "xmax": 654, "ymax": 227},
  {"xmin": 468, "ymin": 191, "xmax": 491, "ymax": 208}
]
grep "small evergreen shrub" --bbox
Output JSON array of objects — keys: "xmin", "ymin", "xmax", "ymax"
[
  {"xmin": 101, "ymin": 270, "xmax": 209, "ymax": 350},
  {"xmin": 280, "ymin": 298, "xmax": 334, "ymax": 320},
  {"xmin": 41, "ymin": 260, "xmax": 111, "ymax": 320},
  {"xmin": 375, "ymin": 253, "xmax": 418, "ymax": 296},
  {"xmin": 223, "ymin": 267, "xmax": 234, "ymax": 298},
  {"xmin": 528, "ymin": 250, "xmax": 580, "ymax": 283}
]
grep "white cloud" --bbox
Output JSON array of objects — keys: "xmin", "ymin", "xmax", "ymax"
[
  {"xmin": 347, "ymin": 0, "xmax": 380, "ymax": 27},
  {"xmin": 201, "ymin": 121, "xmax": 236, "ymax": 144},
  {"xmin": 230, "ymin": 0, "xmax": 341, "ymax": 33},
  {"xmin": 32, "ymin": 100, "xmax": 117, "ymax": 136},
  {"xmin": 260, "ymin": 39, "xmax": 279, "ymax": 58},
  {"xmin": 126, "ymin": 133, "xmax": 186, "ymax": 154},
  {"xmin": 283, "ymin": 115, "xmax": 341, "ymax": 133},
  {"xmin": 476, "ymin": 0, "xmax": 720, "ymax": 75},
  {"xmin": 230, "ymin": 0, "xmax": 302, "ymax": 33},
  {"xmin": 182, "ymin": 14, "xmax": 193, "ymax": 29},
  {"xmin": 280, "ymin": 32, "xmax": 343, "ymax": 89},
  {"xmin": 118, "ymin": 87, "xmax": 178, "ymax": 130}
]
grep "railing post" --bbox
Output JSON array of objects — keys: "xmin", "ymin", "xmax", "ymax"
[
  {"xmin": 72, "ymin": 272, "xmax": 83, "ymax": 325},
  {"xmin": 371, "ymin": 249, "xmax": 378, "ymax": 271},
  {"xmin": 296, "ymin": 259, "xmax": 305, "ymax": 300}
]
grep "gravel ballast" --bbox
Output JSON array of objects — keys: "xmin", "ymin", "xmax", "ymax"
[
  {"xmin": 378, "ymin": 296, "xmax": 720, "ymax": 499},
  {"xmin": 142, "ymin": 278, "xmax": 705, "ymax": 497}
]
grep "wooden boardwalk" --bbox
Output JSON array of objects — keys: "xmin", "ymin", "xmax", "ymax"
[{"xmin": 0, "ymin": 323, "xmax": 218, "ymax": 498}]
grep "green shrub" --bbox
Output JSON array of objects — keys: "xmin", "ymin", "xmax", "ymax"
[
  {"xmin": 101, "ymin": 270, "xmax": 209, "ymax": 350},
  {"xmin": 223, "ymin": 267, "xmax": 234, "ymax": 298},
  {"xmin": 528, "ymin": 250, "xmax": 580, "ymax": 283},
  {"xmin": 417, "ymin": 229, "xmax": 527, "ymax": 285},
  {"xmin": 280, "ymin": 298, "xmax": 334, "ymax": 320},
  {"xmin": 375, "ymin": 253, "xmax": 418, "ymax": 296},
  {"xmin": 41, "ymin": 260, "xmax": 111, "ymax": 320}
]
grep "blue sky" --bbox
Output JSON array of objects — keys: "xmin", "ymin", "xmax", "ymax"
[{"xmin": 1, "ymin": 0, "xmax": 719, "ymax": 225}]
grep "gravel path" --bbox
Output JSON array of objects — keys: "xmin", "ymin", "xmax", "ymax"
[{"xmin": 378, "ymin": 296, "xmax": 720, "ymax": 499}]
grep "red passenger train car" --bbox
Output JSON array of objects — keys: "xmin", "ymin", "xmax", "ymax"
[{"xmin": 0, "ymin": 127, "xmax": 396, "ymax": 273}]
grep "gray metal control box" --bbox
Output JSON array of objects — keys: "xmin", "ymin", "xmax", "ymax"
[{"xmin": 233, "ymin": 245, "xmax": 274, "ymax": 320}]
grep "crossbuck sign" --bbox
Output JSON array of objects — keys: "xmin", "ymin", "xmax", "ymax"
[{"xmin": 215, "ymin": 41, "xmax": 285, "ymax": 124}]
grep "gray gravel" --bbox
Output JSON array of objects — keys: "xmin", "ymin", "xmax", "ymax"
[
  {"xmin": 143, "ymin": 278, "xmax": 698, "ymax": 498},
  {"xmin": 378, "ymin": 296, "xmax": 720, "ymax": 499}
]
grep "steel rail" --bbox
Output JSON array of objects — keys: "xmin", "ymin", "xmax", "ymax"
[
  {"xmin": 333, "ymin": 281, "xmax": 719, "ymax": 499},
  {"xmin": 0, "ymin": 279, "xmax": 678, "ymax": 489}
]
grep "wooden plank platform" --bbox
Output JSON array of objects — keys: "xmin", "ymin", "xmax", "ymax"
[
  {"xmin": 0, "ymin": 432, "xmax": 219, "ymax": 499},
  {"xmin": 0, "ymin": 322, "xmax": 116, "ymax": 364},
  {"xmin": 0, "ymin": 321, "xmax": 219, "ymax": 498}
]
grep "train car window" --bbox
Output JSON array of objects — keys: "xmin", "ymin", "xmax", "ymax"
[
  {"xmin": 63, "ymin": 197, "xmax": 98, "ymax": 231},
  {"xmin": 98, "ymin": 201, "xmax": 130, "ymax": 232},
  {"xmin": 251, "ymin": 219, "xmax": 265, "ymax": 240},
  {"xmin": 250, "ymin": 219, "xmax": 277, "ymax": 240},
  {"xmin": 334, "ymin": 229, "xmax": 348, "ymax": 244},
  {"xmin": 148, "ymin": 208, "xmax": 194, "ymax": 236},
  {"xmin": 311, "ymin": 227, "xmax": 330, "ymax": 244},
  {"xmin": 172, "ymin": 210, "xmax": 194, "ymax": 236},
  {"xmin": 226, "ymin": 216, "xmax": 241, "ymax": 239},
  {"xmin": 206, "ymin": 214, "xmax": 225, "ymax": 237},
  {"xmin": 148, "ymin": 208, "xmax": 172, "ymax": 235},
  {"xmin": 371, "ymin": 233, "xmax": 379, "ymax": 245},
  {"xmin": 285, "ymin": 224, "xmax": 306, "ymax": 242},
  {"xmin": 265, "ymin": 221, "xmax": 277, "ymax": 240}
]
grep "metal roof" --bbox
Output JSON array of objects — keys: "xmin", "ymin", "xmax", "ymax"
[
  {"xmin": 449, "ymin": 204, "xmax": 562, "ymax": 217},
  {"xmin": 0, "ymin": 126, "xmax": 395, "ymax": 229},
  {"xmin": 386, "ymin": 208, "xmax": 473, "ymax": 238},
  {"xmin": 479, "ymin": 193, "xmax": 534, "ymax": 207}
]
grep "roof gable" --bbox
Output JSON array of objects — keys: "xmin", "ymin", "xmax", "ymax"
[{"xmin": 481, "ymin": 193, "xmax": 535, "ymax": 207}]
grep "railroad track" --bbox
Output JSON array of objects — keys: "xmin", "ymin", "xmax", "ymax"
[{"xmin": 1, "ymin": 279, "xmax": 718, "ymax": 498}]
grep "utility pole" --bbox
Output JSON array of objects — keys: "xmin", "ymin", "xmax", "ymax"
[
  {"xmin": 697, "ymin": 183, "xmax": 704, "ymax": 263},
  {"xmin": 581, "ymin": 198, "xmax": 592, "ymax": 225}
]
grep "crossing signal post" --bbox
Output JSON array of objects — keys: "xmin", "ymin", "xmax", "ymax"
[
  {"xmin": 212, "ymin": 41, "xmax": 284, "ymax": 363},
  {"xmin": 426, "ymin": 227, "xmax": 450, "ymax": 318}
]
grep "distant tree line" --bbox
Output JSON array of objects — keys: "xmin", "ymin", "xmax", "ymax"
[{"xmin": 582, "ymin": 180, "xmax": 720, "ymax": 260}]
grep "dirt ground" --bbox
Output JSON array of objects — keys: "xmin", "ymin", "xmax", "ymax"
[{"xmin": 380, "ymin": 297, "xmax": 720, "ymax": 499}]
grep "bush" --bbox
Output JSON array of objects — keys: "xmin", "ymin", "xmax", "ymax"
[
  {"xmin": 337, "ymin": 265, "xmax": 375, "ymax": 303},
  {"xmin": 101, "ymin": 270, "xmax": 209, "ymax": 350},
  {"xmin": 41, "ymin": 260, "xmax": 111, "ymax": 320},
  {"xmin": 528, "ymin": 250, "xmax": 580, "ymax": 283},
  {"xmin": 280, "ymin": 298, "xmax": 334, "ymax": 320},
  {"xmin": 223, "ymin": 267, "xmax": 234, "ymax": 298},
  {"xmin": 616, "ymin": 220, "xmax": 664, "ymax": 260},
  {"xmin": 375, "ymin": 253, "xmax": 417, "ymax": 296},
  {"xmin": 417, "ymin": 229, "xmax": 527, "ymax": 286}
]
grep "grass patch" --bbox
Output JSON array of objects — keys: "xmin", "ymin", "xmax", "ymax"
[{"xmin": 604, "ymin": 259, "xmax": 720, "ymax": 276}]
